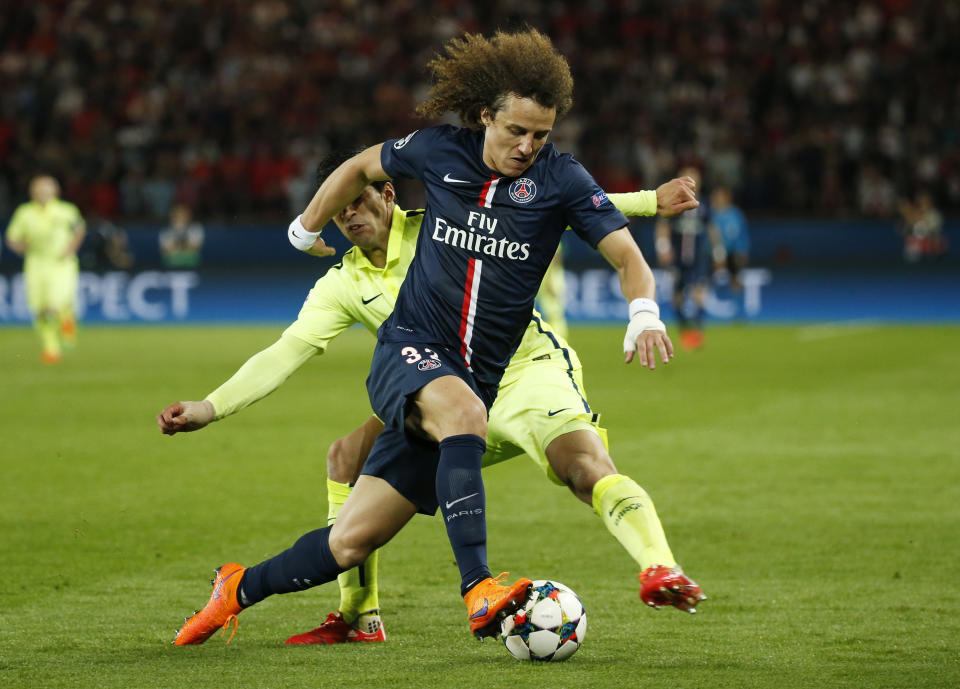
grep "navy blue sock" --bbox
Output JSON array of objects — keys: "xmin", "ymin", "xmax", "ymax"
[
  {"xmin": 436, "ymin": 433, "xmax": 491, "ymax": 596},
  {"xmin": 675, "ymin": 297, "xmax": 689, "ymax": 329},
  {"xmin": 237, "ymin": 526, "xmax": 346, "ymax": 607},
  {"xmin": 694, "ymin": 303, "xmax": 705, "ymax": 330}
]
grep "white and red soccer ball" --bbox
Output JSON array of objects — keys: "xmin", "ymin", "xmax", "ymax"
[{"xmin": 499, "ymin": 580, "xmax": 586, "ymax": 662}]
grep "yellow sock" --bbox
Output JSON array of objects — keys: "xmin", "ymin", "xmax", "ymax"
[
  {"xmin": 327, "ymin": 478, "xmax": 379, "ymax": 622},
  {"xmin": 592, "ymin": 473, "xmax": 676, "ymax": 570},
  {"xmin": 35, "ymin": 315, "xmax": 61, "ymax": 357}
]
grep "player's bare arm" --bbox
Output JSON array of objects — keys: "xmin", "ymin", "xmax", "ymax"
[
  {"xmin": 656, "ymin": 176, "xmax": 699, "ymax": 218},
  {"xmin": 597, "ymin": 228, "xmax": 674, "ymax": 369},
  {"xmin": 5, "ymin": 237, "xmax": 27, "ymax": 255},
  {"xmin": 62, "ymin": 222, "xmax": 86, "ymax": 259},
  {"xmin": 296, "ymin": 144, "xmax": 390, "ymax": 257},
  {"xmin": 157, "ymin": 400, "xmax": 216, "ymax": 435}
]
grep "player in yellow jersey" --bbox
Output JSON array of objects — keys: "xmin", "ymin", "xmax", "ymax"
[
  {"xmin": 4, "ymin": 175, "xmax": 86, "ymax": 363},
  {"xmin": 158, "ymin": 153, "xmax": 704, "ymax": 644},
  {"xmin": 535, "ymin": 246, "xmax": 569, "ymax": 339}
]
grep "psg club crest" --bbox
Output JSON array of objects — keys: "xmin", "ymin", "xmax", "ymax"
[
  {"xmin": 418, "ymin": 359, "xmax": 441, "ymax": 371},
  {"xmin": 508, "ymin": 178, "xmax": 537, "ymax": 204}
]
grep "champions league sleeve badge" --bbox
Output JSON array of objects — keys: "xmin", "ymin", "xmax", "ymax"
[
  {"xmin": 591, "ymin": 190, "xmax": 610, "ymax": 208},
  {"xmin": 508, "ymin": 178, "xmax": 538, "ymax": 204}
]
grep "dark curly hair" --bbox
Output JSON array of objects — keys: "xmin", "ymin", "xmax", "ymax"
[{"xmin": 416, "ymin": 28, "xmax": 574, "ymax": 129}]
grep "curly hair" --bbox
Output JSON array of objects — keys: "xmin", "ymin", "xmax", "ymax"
[{"xmin": 416, "ymin": 28, "xmax": 574, "ymax": 129}]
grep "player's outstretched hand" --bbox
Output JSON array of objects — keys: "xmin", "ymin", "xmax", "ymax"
[
  {"xmin": 157, "ymin": 400, "xmax": 215, "ymax": 435},
  {"xmin": 656, "ymin": 177, "xmax": 699, "ymax": 218},
  {"xmin": 624, "ymin": 326, "xmax": 674, "ymax": 369},
  {"xmin": 305, "ymin": 236, "xmax": 337, "ymax": 257}
]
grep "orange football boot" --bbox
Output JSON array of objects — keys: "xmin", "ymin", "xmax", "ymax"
[
  {"xmin": 41, "ymin": 350, "xmax": 62, "ymax": 364},
  {"xmin": 173, "ymin": 563, "xmax": 246, "ymax": 645},
  {"xmin": 61, "ymin": 317, "xmax": 77, "ymax": 346},
  {"xmin": 464, "ymin": 572, "xmax": 532, "ymax": 639},
  {"xmin": 679, "ymin": 329, "xmax": 704, "ymax": 351}
]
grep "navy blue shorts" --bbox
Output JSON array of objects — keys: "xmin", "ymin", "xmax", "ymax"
[
  {"xmin": 362, "ymin": 339, "xmax": 497, "ymax": 514},
  {"xmin": 671, "ymin": 234, "xmax": 710, "ymax": 291}
]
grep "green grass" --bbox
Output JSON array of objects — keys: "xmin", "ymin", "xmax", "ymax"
[{"xmin": 1, "ymin": 323, "xmax": 958, "ymax": 688}]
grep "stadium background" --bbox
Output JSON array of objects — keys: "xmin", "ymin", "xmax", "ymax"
[{"xmin": 1, "ymin": 0, "xmax": 958, "ymax": 324}]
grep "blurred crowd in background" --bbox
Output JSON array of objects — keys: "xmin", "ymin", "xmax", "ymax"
[{"xmin": 1, "ymin": 0, "xmax": 958, "ymax": 225}]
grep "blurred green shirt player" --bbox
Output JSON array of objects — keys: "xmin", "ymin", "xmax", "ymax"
[{"xmin": 5, "ymin": 175, "xmax": 86, "ymax": 363}]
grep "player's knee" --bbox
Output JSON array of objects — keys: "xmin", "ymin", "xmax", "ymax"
[
  {"xmin": 427, "ymin": 396, "xmax": 487, "ymax": 440},
  {"xmin": 451, "ymin": 397, "xmax": 487, "ymax": 437},
  {"xmin": 328, "ymin": 526, "xmax": 376, "ymax": 569},
  {"xmin": 326, "ymin": 436, "xmax": 363, "ymax": 484},
  {"xmin": 561, "ymin": 451, "xmax": 616, "ymax": 502}
]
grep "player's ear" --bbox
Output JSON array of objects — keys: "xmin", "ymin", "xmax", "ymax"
[
  {"xmin": 480, "ymin": 106, "xmax": 493, "ymax": 128},
  {"xmin": 381, "ymin": 182, "xmax": 396, "ymax": 204}
]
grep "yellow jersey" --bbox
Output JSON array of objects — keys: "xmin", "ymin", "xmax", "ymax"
[{"xmin": 5, "ymin": 199, "xmax": 84, "ymax": 266}]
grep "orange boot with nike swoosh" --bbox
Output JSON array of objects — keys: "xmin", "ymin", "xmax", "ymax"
[
  {"xmin": 463, "ymin": 572, "xmax": 532, "ymax": 639},
  {"xmin": 174, "ymin": 563, "xmax": 246, "ymax": 645}
]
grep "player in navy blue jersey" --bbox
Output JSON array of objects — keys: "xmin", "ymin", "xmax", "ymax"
[
  {"xmin": 173, "ymin": 29, "xmax": 701, "ymax": 647},
  {"xmin": 655, "ymin": 165, "xmax": 722, "ymax": 350}
]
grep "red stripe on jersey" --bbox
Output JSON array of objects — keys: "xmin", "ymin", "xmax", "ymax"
[
  {"xmin": 458, "ymin": 257, "xmax": 481, "ymax": 367},
  {"xmin": 478, "ymin": 175, "xmax": 499, "ymax": 208}
]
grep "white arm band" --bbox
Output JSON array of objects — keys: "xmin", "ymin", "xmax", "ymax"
[
  {"xmin": 288, "ymin": 214, "xmax": 322, "ymax": 251},
  {"xmin": 628, "ymin": 297, "xmax": 660, "ymax": 319}
]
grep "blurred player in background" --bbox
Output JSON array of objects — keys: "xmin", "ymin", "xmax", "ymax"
[
  {"xmin": 158, "ymin": 203, "xmax": 204, "ymax": 268},
  {"xmin": 655, "ymin": 165, "xmax": 717, "ymax": 350},
  {"xmin": 709, "ymin": 185, "xmax": 750, "ymax": 291},
  {"xmin": 4, "ymin": 175, "xmax": 86, "ymax": 363},
  {"xmin": 898, "ymin": 189, "xmax": 947, "ymax": 263},
  {"xmin": 168, "ymin": 28, "xmax": 699, "ymax": 647},
  {"xmin": 158, "ymin": 150, "xmax": 702, "ymax": 644},
  {"xmin": 535, "ymin": 247, "xmax": 569, "ymax": 339}
]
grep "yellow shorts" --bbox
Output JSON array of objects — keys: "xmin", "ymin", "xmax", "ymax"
[
  {"xmin": 483, "ymin": 357, "xmax": 608, "ymax": 485},
  {"xmin": 24, "ymin": 259, "xmax": 78, "ymax": 315}
]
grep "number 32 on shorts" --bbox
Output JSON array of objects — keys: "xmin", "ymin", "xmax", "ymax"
[{"xmin": 402, "ymin": 346, "xmax": 443, "ymax": 371}]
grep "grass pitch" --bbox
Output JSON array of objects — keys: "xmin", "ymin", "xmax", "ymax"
[{"xmin": 1, "ymin": 323, "xmax": 958, "ymax": 689}]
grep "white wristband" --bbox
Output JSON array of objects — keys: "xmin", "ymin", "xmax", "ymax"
[
  {"xmin": 628, "ymin": 297, "xmax": 660, "ymax": 320},
  {"xmin": 623, "ymin": 311, "xmax": 667, "ymax": 354},
  {"xmin": 288, "ymin": 214, "xmax": 321, "ymax": 251}
]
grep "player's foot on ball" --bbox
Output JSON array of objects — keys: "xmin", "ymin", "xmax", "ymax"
[
  {"xmin": 173, "ymin": 562, "xmax": 246, "ymax": 645},
  {"xmin": 638, "ymin": 565, "xmax": 706, "ymax": 613},
  {"xmin": 464, "ymin": 572, "xmax": 532, "ymax": 639},
  {"xmin": 285, "ymin": 611, "xmax": 386, "ymax": 645}
]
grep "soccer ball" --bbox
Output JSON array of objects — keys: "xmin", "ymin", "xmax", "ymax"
[{"xmin": 499, "ymin": 580, "xmax": 586, "ymax": 662}]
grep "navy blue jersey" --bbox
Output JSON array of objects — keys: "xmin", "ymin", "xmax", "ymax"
[
  {"xmin": 667, "ymin": 201, "xmax": 711, "ymax": 267},
  {"xmin": 379, "ymin": 124, "xmax": 627, "ymax": 388}
]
